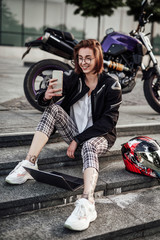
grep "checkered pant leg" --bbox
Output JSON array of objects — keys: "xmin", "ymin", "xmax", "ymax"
[
  {"xmin": 81, "ymin": 137, "xmax": 108, "ymax": 172},
  {"xmin": 36, "ymin": 104, "xmax": 79, "ymax": 144}
]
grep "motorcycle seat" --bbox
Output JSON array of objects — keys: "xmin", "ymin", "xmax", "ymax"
[{"xmin": 45, "ymin": 28, "xmax": 75, "ymax": 42}]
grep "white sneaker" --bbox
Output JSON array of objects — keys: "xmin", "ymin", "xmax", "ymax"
[
  {"xmin": 5, "ymin": 160, "xmax": 38, "ymax": 184},
  {"xmin": 64, "ymin": 198, "xmax": 97, "ymax": 231}
]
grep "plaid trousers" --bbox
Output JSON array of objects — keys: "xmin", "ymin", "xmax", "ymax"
[{"xmin": 36, "ymin": 104, "xmax": 109, "ymax": 171}]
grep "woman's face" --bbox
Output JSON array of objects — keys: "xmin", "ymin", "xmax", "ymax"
[{"xmin": 78, "ymin": 48, "xmax": 96, "ymax": 75}]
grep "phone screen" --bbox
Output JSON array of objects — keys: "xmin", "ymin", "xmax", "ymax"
[{"xmin": 52, "ymin": 70, "xmax": 63, "ymax": 93}]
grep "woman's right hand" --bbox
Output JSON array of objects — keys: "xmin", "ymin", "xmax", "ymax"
[{"xmin": 44, "ymin": 78, "xmax": 62, "ymax": 100}]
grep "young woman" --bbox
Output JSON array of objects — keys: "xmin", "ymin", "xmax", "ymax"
[{"xmin": 5, "ymin": 39, "xmax": 122, "ymax": 231}]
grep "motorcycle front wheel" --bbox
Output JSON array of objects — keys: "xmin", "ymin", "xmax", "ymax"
[
  {"xmin": 143, "ymin": 72, "xmax": 160, "ymax": 113},
  {"xmin": 24, "ymin": 59, "xmax": 72, "ymax": 112}
]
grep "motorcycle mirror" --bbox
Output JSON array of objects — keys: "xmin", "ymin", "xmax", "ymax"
[
  {"xmin": 105, "ymin": 28, "xmax": 114, "ymax": 36},
  {"xmin": 141, "ymin": 0, "xmax": 147, "ymax": 8}
]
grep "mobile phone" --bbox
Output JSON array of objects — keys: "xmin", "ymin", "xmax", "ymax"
[{"xmin": 52, "ymin": 70, "xmax": 63, "ymax": 93}]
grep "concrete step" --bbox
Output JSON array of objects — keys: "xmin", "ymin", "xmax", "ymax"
[
  {"xmin": 1, "ymin": 133, "xmax": 160, "ymax": 218},
  {"xmin": 0, "ymin": 139, "xmax": 118, "ymax": 176},
  {"xmin": 0, "ymin": 132, "xmax": 63, "ymax": 148},
  {"xmin": 1, "ymin": 186, "xmax": 160, "ymax": 240},
  {"xmin": 0, "ymin": 156, "xmax": 159, "ymax": 217},
  {"xmin": 1, "ymin": 122, "xmax": 160, "ymax": 147},
  {"xmin": 1, "ymin": 133, "xmax": 160, "ymax": 176}
]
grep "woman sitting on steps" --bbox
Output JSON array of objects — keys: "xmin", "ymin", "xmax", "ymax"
[{"xmin": 5, "ymin": 39, "xmax": 122, "ymax": 231}]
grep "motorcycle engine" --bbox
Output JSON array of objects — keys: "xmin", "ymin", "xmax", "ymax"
[
  {"xmin": 104, "ymin": 66, "xmax": 136, "ymax": 94},
  {"xmin": 116, "ymin": 72, "xmax": 136, "ymax": 94}
]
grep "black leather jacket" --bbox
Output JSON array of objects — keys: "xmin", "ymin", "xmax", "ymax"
[{"xmin": 36, "ymin": 70, "xmax": 122, "ymax": 148}]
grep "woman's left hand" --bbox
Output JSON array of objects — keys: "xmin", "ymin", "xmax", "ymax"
[{"xmin": 67, "ymin": 140, "xmax": 78, "ymax": 159}]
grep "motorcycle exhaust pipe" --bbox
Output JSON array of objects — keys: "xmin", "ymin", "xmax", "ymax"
[
  {"xmin": 48, "ymin": 35, "xmax": 74, "ymax": 55},
  {"xmin": 104, "ymin": 60, "xmax": 130, "ymax": 72}
]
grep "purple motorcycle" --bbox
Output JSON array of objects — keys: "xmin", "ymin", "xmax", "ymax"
[{"xmin": 22, "ymin": 0, "xmax": 160, "ymax": 113}]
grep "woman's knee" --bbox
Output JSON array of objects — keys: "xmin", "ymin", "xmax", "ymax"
[
  {"xmin": 47, "ymin": 104, "xmax": 60, "ymax": 114},
  {"xmin": 82, "ymin": 139, "xmax": 97, "ymax": 153},
  {"xmin": 45, "ymin": 104, "xmax": 65, "ymax": 120}
]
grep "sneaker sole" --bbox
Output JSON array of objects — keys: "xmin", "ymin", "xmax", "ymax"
[
  {"xmin": 64, "ymin": 211, "xmax": 97, "ymax": 231},
  {"xmin": 64, "ymin": 222, "xmax": 90, "ymax": 231},
  {"xmin": 5, "ymin": 174, "xmax": 33, "ymax": 185},
  {"xmin": 90, "ymin": 211, "xmax": 97, "ymax": 222}
]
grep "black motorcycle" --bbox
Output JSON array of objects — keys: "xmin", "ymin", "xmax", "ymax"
[{"xmin": 22, "ymin": 0, "xmax": 160, "ymax": 113}]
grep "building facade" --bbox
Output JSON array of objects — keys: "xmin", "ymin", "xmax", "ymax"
[{"xmin": 0, "ymin": 0, "xmax": 160, "ymax": 54}]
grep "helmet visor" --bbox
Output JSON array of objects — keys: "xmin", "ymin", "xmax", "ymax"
[{"xmin": 136, "ymin": 149, "xmax": 160, "ymax": 173}]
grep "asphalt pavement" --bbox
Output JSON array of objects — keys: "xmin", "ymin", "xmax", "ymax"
[{"xmin": 0, "ymin": 57, "xmax": 160, "ymax": 135}]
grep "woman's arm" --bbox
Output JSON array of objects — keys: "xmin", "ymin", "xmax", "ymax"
[{"xmin": 36, "ymin": 70, "xmax": 75, "ymax": 107}]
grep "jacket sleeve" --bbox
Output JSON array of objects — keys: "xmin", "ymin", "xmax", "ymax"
[
  {"xmin": 36, "ymin": 70, "xmax": 74, "ymax": 107},
  {"xmin": 74, "ymin": 80, "xmax": 122, "ymax": 145},
  {"xmin": 36, "ymin": 89, "xmax": 51, "ymax": 107}
]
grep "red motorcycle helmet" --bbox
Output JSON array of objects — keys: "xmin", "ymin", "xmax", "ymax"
[{"xmin": 121, "ymin": 136, "xmax": 160, "ymax": 178}]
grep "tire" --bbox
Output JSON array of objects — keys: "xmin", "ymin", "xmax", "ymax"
[
  {"xmin": 24, "ymin": 59, "xmax": 72, "ymax": 112},
  {"xmin": 143, "ymin": 72, "xmax": 160, "ymax": 114}
]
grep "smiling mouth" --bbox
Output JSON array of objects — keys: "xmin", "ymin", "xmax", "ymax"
[{"xmin": 82, "ymin": 65, "xmax": 89, "ymax": 70}]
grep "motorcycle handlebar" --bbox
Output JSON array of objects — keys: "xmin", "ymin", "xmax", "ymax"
[
  {"xmin": 139, "ymin": 11, "xmax": 147, "ymax": 27},
  {"xmin": 135, "ymin": 11, "xmax": 153, "ymax": 33}
]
